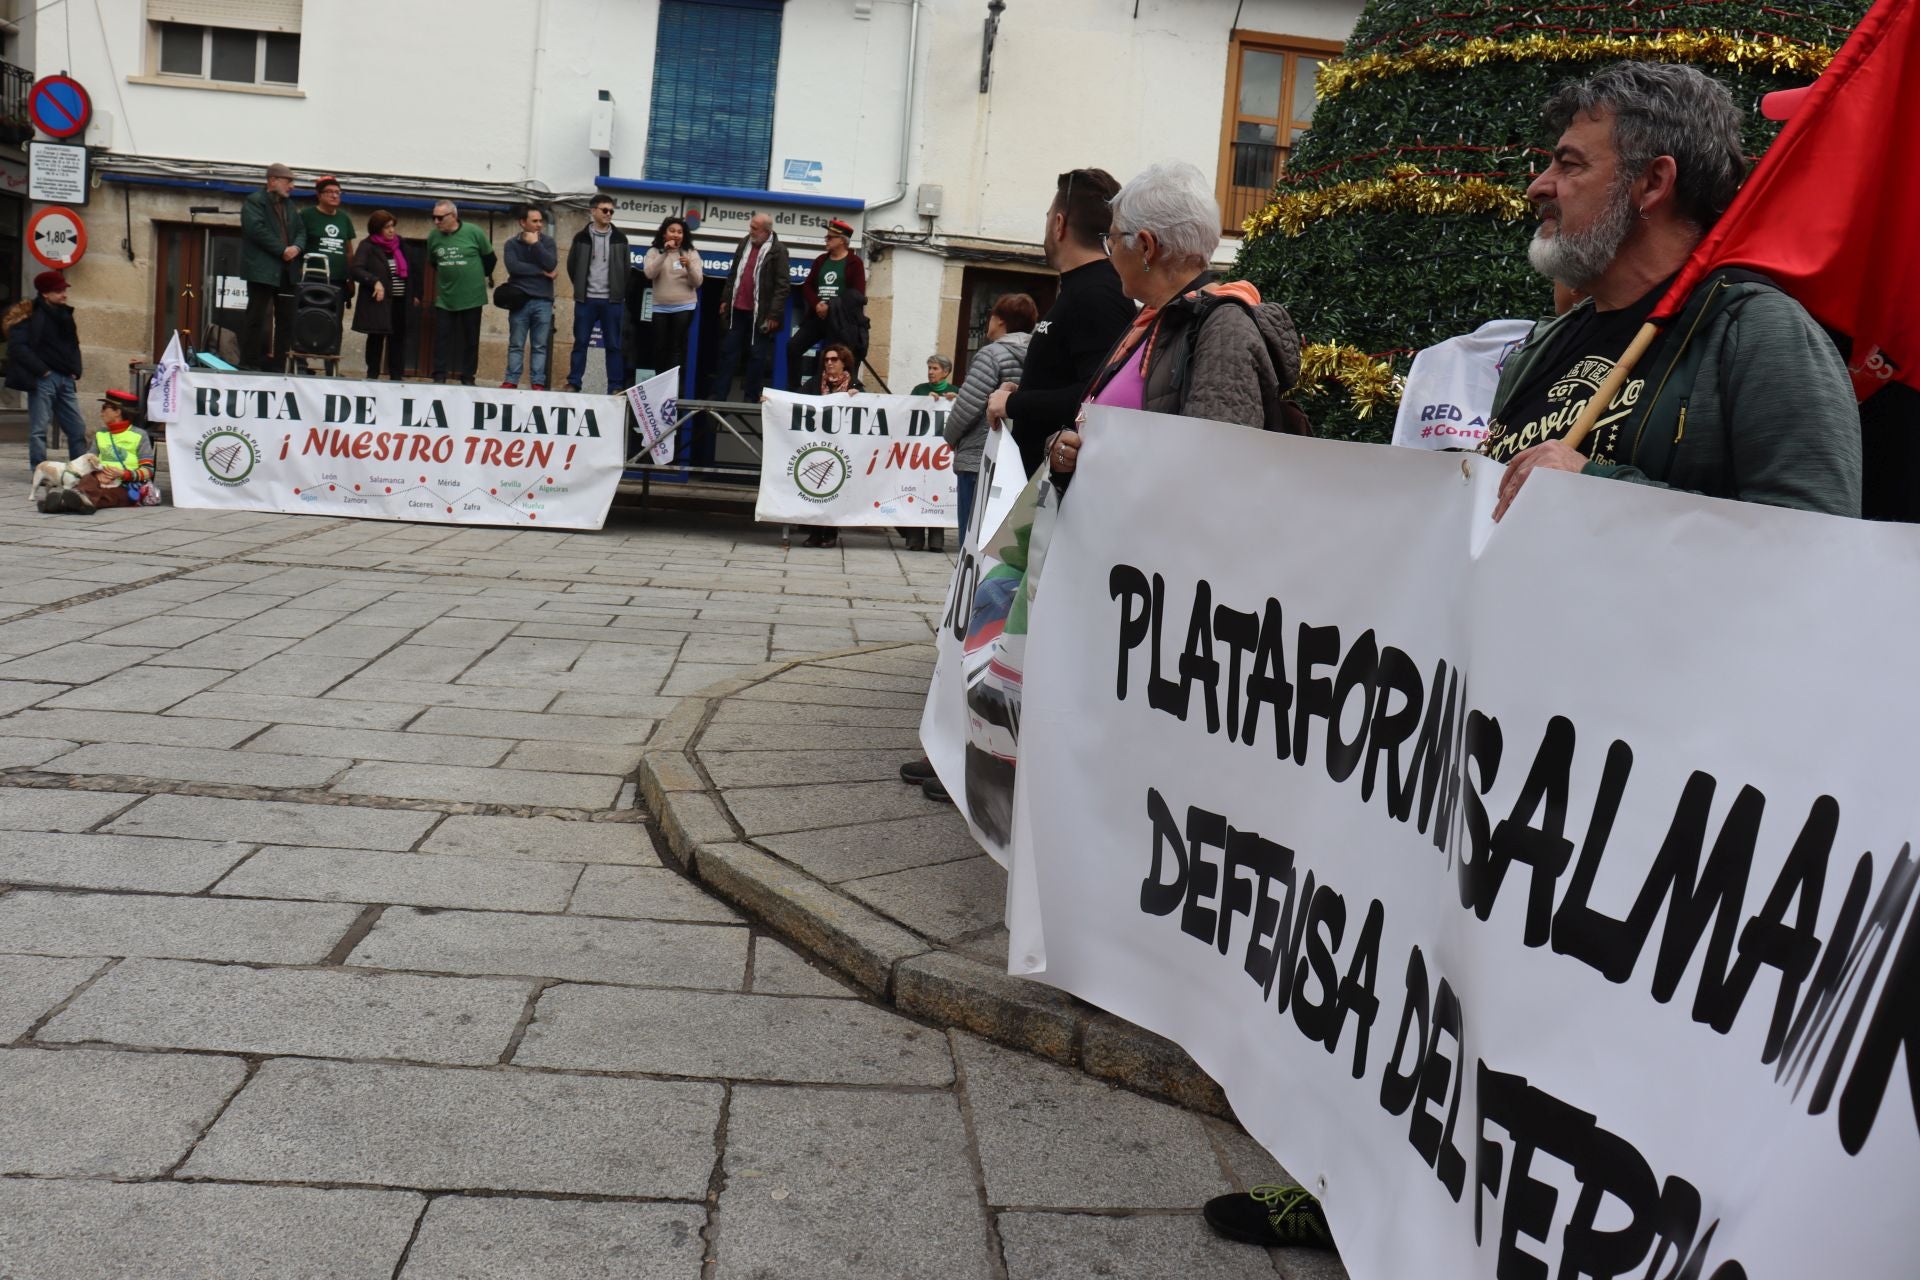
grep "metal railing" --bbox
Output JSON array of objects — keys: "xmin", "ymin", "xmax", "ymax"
[
  {"xmin": 1221, "ymin": 139, "xmax": 1287, "ymax": 236},
  {"xmin": 0, "ymin": 62, "xmax": 31, "ymax": 145}
]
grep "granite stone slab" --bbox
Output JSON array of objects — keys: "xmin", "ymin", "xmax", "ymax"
[
  {"xmin": 723, "ymin": 780, "xmax": 946, "ymax": 837},
  {"xmin": 145, "ymin": 632, "xmax": 302, "ymax": 670},
  {"xmin": 0, "ymin": 735, "xmax": 74, "ymax": 768},
  {"xmin": 217, "ymin": 844, "xmax": 579, "ymax": 912},
  {"xmin": 105, "ymin": 794, "xmax": 440, "ymax": 850},
  {"xmin": 42, "ymin": 959, "xmax": 532, "ymax": 1064},
  {"xmin": 410, "ymin": 706, "xmax": 654, "ymax": 744},
  {"xmin": 0, "ymin": 954, "xmax": 103, "ymax": 1041},
  {"xmin": 954, "ymin": 1033, "xmax": 1230, "ymax": 1210},
  {"xmin": 0, "ymin": 1046, "xmax": 245, "ymax": 1176},
  {"xmin": 244, "ymin": 723, "xmax": 513, "ymax": 766},
  {"xmin": 516, "ymin": 986, "xmax": 952, "ymax": 1085},
  {"xmin": 184, "ymin": 1058, "xmax": 722, "ymax": 1196},
  {"xmin": 699, "ymin": 748, "xmax": 921, "ymax": 788},
  {"xmin": 710, "ymin": 698, "xmax": 922, "ymax": 729},
  {"xmin": 718, "ymin": 1085, "xmax": 991, "ymax": 1280},
  {"xmin": 0, "ymin": 787, "xmax": 142, "ymax": 832},
  {"xmin": 500, "ymin": 739, "xmax": 649, "ymax": 776},
  {"xmin": 44, "ymin": 742, "xmax": 351, "ymax": 789},
  {"xmin": 843, "ymin": 856, "xmax": 1009, "ymax": 944},
  {"xmin": 749, "ymin": 936, "xmax": 857, "ymax": 998},
  {"xmin": 333, "ymin": 677, "xmax": 555, "ymax": 711},
  {"xmin": 167, "ymin": 690, "xmax": 423, "ymax": 729},
  {"xmin": 0, "ymin": 890, "xmax": 363, "ymax": 964},
  {"xmin": 209, "ymin": 654, "xmax": 375, "ymax": 697},
  {"xmin": 0, "ymin": 831, "xmax": 255, "ymax": 893},
  {"xmin": 568, "ymin": 864, "xmax": 744, "ymax": 923},
  {"xmin": 0, "ymin": 707, "xmax": 267, "ymax": 747},
  {"xmin": 996, "ymin": 1211, "xmax": 1304, "ymax": 1280},
  {"xmin": 399, "ymin": 1198, "xmax": 706, "ymax": 1280},
  {"xmin": 420, "ymin": 814, "xmax": 660, "ymax": 865},
  {"xmin": 697, "ymin": 721, "xmax": 926, "ymax": 751},
  {"xmin": 44, "ymin": 665, "xmax": 231, "ymax": 712},
  {"xmin": 332, "ymin": 761, "xmax": 621, "ymax": 810},
  {"xmin": 0, "ymin": 1178, "xmax": 423, "ymax": 1280},
  {"xmin": 350, "ymin": 906, "xmax": 749, "ymax": 988}
]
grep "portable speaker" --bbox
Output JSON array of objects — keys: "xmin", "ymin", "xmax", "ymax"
[{"xmin": 292, "ymin": 283, "xmax": 343, "ymax": 356}]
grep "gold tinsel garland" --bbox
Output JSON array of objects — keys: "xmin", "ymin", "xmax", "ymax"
[
  {"xmin": 1243, "ymin": 166, "xmax": 1531, "ymax": 240},
  {"xmin": 1295, "ymin": 343, "xmax": 1405, "ymax": 419},
  {"xmin": 1317, "ymin": 30, "xmax": 1836, "ymax": 99}
]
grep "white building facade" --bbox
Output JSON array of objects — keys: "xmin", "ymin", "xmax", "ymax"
[{"xmin": 3, "ymin": 0, "xmax": 1361, "ymax": 406}]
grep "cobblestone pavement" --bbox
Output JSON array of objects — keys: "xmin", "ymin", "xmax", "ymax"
[{"xmin": 0, "ymin": 486, "xmax": 1344, "ymax": 1279}]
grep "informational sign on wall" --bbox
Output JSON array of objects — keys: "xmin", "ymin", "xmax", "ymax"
[{"xmin": 28, "ymin": 142, "xmax": 88, "ymax": 205}]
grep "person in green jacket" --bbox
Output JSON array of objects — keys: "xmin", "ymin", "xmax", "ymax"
[
  {"xmin": 239, "ymin": 162, "xmax": 306, "ymax": 372},
  {"xmin": 427, "ymin": 200, "xmax": 494, "ymax": 385},
  {"xmin": 1486, "ymin": 62, "xmax": 1860, "ymax": 521},
  {"xmin": 298, "ymin": 175, "xmax": 356, "ymax": 289}
]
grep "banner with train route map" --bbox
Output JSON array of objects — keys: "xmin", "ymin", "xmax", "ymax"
[{"xmin": 168, "ymin": 373, "xmax": 626, "ymax": 530}]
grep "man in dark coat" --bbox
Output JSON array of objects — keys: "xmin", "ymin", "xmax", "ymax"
[
  {"xmin": 707, "ymin": 213, "xmax": 790, "ymax": 402},
  {"xmin": 239, "ymin": 162, "xmax": 306, "ymax": 371},
  {"xmin": 13, "ymin": 271, "xmax": 87, "ymax": 469}
]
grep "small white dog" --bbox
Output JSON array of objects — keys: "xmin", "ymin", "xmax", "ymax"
[{"xmin": 29, "ymin": 453, "xmax": 102, "ymax": 503}]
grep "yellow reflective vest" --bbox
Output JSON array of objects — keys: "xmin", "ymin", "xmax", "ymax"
[{"xmin": 95, "ymin": 425, "xmax": 152, "ymax": 480}]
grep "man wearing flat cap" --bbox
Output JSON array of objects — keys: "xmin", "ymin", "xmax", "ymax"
[
  {"xmin": 786, "ymin": 217, "xmax": 868, "ymax": 389},
  {"xmin": 240, "ymin": 162, "xmax": 307, "ymax": 372}
]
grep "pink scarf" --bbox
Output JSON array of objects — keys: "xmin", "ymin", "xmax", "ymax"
[{"xmin": 372, "ymin": 232, "xmax": 409, "ymax": 280}]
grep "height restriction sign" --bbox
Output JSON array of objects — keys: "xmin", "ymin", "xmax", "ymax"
[{"xmin": 27, "ymin": 206, "xmax": 86, "ymax": 269}]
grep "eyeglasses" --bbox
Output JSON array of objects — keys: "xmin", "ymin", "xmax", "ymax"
[
  {"xmin": 823, "ymin": 355, "xmax": 843, "ymax": 364},
  {"xmin": 432, "ymin": 212, "xmax": 452, "ymax": 221}
]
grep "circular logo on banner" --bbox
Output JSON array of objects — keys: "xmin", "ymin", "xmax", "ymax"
[
  {"xmin": 198, "ymin": 429, "xmax": 259, "ymax": 486},
  {"xmin": 26, "ymin": 207, "xmax": 86, "ymax": 269},
  {"xmin": 790, "ymin": 444, "xmax": 850, "ymax": 502},
  {"xmin": 28, "ymin": 75, "xmax": 91, "ymax": 140}
]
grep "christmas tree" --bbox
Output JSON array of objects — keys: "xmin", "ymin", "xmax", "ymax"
[{"xmin": 1233, "ymin": 0, "xmax": 1869, "ymax": 443}]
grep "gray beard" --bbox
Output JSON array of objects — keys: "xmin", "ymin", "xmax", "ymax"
[{"xmin": 1527, "ymin": 182, "xmax": 1636, "ymax": 289}]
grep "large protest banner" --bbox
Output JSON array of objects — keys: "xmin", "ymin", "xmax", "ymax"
[
  {"xmin": 757, "ymin": 390, "xmax": 958, "ymax": 527},
  {"xmin": 1008, "ymin": 407, "xmax": 1920, "ymax": 1278},
  {"xmin": 169, "ymin": 373, "xmax": 626, "ymax": 530},
  {"xmin": 920, "ymin": 428, "xmax": 1031, "ymax": 861}
]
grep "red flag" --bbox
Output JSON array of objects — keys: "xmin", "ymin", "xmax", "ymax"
[{"xmin": 1653, "ymin": 0, "xmax": 1920, "ymax": 400}]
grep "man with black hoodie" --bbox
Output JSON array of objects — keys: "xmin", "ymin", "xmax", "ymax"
[{"xmin": 987, "ymin": 168, "xmax": 1135, "ymax": 477}]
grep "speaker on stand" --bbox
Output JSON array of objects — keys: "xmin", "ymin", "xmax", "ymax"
[{"xmin": 290, "ymin": 253, "xmax": 344, "ymax": 368}]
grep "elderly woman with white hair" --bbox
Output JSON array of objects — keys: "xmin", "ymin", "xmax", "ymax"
[{"xmin": 1045, "ymin": 160, "xmax": 1306, "ymax": 480}]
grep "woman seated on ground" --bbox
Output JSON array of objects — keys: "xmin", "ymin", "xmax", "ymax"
[
  {"xmin": 1044, "ymin": 159, "xmax": 1306, "ymax": 483},
  {"xmin": 41, "ymin": 392, "xmax": 155, "ymax": 513}
]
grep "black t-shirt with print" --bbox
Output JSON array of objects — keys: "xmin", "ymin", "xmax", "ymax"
[{"xmin": 1484, "ymin": 277, "xmax": 1673, "ymax": 467}]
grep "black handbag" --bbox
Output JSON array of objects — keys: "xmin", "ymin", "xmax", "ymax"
[{"xmin": 493, "ymin": 281, "xmax": 528, "ymax": 311}]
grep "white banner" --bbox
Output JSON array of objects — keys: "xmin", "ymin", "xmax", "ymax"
[
  {"xmin": 1008, "ymin": 407, "xmax": 1920, "ymax": 1279},
  {"xmin": 921, "ymin": 428, "xmax": 1030, "ymax": 861},
  {"xmin": 626, "ymin": 366, "xmax": 679, "ymax": 466},
  {"xmin": 169, "ymin": 373, "xmax": 626, "ymax": 530},
  {"xmin": 1391, "ymin": 317, "xmax": 1533, "ymax": 451},
  {"xmin": 148, "ymin": 331, "xmax": 186, "ymax": 423},
  {"xmin": 756, "ymin": 390, "xmax": 959, "ymax": 527}
]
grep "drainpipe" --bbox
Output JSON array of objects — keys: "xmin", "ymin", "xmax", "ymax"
[
  {"xmin": 523, "ymin": 0, "xmax": 549, "ymax": 184},
  {"xmin": 863, "ymin": 0, "xmax": 922, "ymax": 215}
]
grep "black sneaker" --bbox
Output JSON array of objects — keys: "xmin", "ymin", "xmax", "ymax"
[
  {"xmin": 903, "ymin": 531, "xmax": 926, "ymax": 551},
  {"xmin": 922, "ymin": 776, "xmax": 952, "ymax": 804},
  {"xmin": 63, "ymin": 489, "xmax": 95, "ymax": 515},
  {"xmin": 1203, "ymin": 1186, "xmax": 1336, "ymax": 1250},
  {"xmin": 899, "ymin": 756, "xmax": 937, "ymax": 785}
]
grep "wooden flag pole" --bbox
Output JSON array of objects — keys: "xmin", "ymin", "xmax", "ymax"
[{"xmin": 1560, "ymin": 320, "xmax": 1660, "ymax": 453}]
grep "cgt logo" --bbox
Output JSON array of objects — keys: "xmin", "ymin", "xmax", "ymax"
[{"xmin": 197, "ymin": 427, "xmax": 261, "ymax": 486}]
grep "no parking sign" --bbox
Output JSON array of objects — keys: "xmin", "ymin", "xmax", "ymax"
[
  {"xmin": 27, "ymin": 75, "xmax": 90, "ymax": 140},
  {"xmin": 27, "ymin": 206, "xmax": 86, "ymax": 269}
]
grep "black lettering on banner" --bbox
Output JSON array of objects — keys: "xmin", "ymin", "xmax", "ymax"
[{"xmin": 1109, "ymin": 569, "xmax": 1920, "ymax": 1168}]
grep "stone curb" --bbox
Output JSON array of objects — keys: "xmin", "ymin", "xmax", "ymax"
[{"xmin": 636, "ymin": 645, "xmax": 1232, "ymax": 1120}]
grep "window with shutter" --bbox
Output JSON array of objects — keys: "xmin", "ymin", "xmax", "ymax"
[{"xmin": 645, "ymin": 0, "xmax": 784, "ymax": 190}]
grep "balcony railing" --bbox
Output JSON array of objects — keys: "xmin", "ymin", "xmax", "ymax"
[
  {"xmin": 0, "ymin": 62, "xmax": 31, "ymax": 146},
  {"xmin": 1221, "ymin": 139, "xmax": 1286, "ymax": 237}
]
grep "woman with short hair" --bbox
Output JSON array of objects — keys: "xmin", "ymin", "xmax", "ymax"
[
  {"xmin": 1046, "ymin": 160, "xmax": 1305, "ymax": 482},
  {"xmin": 800, "ymin": 344, "xmax": 863, "ymax": 548},
  {"xmin": 350, "ymin": 210, "xmax": 410, "ymax": 381}
]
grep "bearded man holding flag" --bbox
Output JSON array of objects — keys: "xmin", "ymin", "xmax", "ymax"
[{"xmin": 1483, "ymin": 60, "xmax": 1863, "ymax": 519}]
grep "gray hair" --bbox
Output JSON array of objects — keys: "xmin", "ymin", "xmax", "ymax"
[
  {"xmin": 926, "ymin": 354, "xmax": 953, "ymax": 372},
  {"xmin": 1109, "ymin": 161, "xmax": 1221, "ymax": 266},
  {"xmin": 1543, "ymin": 62, "xmax": 1745, "ymax": 229},
  {"xmin": 434, "ymin": 199, "xmax": 459, "ymax": 218}
]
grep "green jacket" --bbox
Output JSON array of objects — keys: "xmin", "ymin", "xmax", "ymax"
[
  {"xmin": 240, "ymin": 188, "xmax": 307, "ymax": 288},
  {"xmin": 1489, "ymin": 269, "xmax": 1862, "ymax": 517}
]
